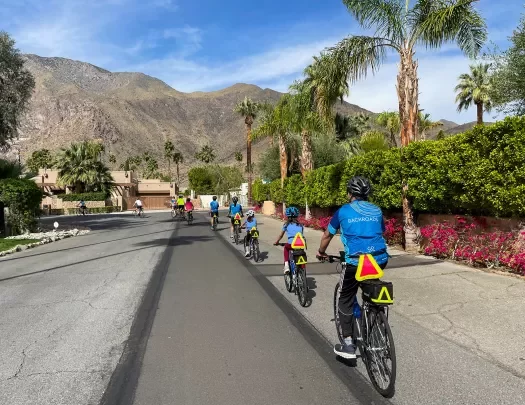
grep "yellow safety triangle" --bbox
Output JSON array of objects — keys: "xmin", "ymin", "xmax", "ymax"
[
  {"xmin": 355, "ymin": 254, "xmax": 384, "ymax": 281},
  {"xmin": 296, "ymin": 255, "xmax": 307, "ymax": 265},
  {"xmin": 371, "ymin": 286, "xmax": 393, "ymax": 304},
  {"xmin": 291, "ymin": 232, "xmax": 306, "ymax": 249}
]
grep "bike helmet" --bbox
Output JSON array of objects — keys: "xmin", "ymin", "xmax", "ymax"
[
  {"xmin": 285, "ymin": 206, "xmax": 300, "ymax": 218},
  {"xmin": 179, "ymin": 195, "xmax": 183, "ymax": 198},
  {"xmin": 212, "ymin": 196, "xmax": 217, "ymax": 200},
  {"xmin": 247, "ymin": 209, "xmax": 255, "ymax": 217},
  {"xmin": 347, "ymin": 176, "xmax": 371, "ymax": 199},
  {"xmin": 186, "ymin": 197, "xmax": 191, "ymax": 202},
  {"xmin": 232, "ymin": 196, "xmax": 238, "ymax": 203}
]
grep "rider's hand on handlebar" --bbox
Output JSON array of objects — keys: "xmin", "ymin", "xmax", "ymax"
[{"xmin": 316, "ymin": 250, "xmax": 329, "ymax": 262}]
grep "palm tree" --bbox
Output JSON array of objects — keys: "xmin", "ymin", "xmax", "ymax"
[
  {"xmin": 234, "ymin": 96, "xmax": 261, "ymax": 205},
  {"xmin": 252, "ymin": 96, "xmax": 293, "ymax": 187},
  {"xmin": 322, "ymin": 0, "xmax": 486, "ymax": 251},
  {"xmin": 195, "ymin": 145, "xmax": 216, "ymax": 164},
  {"xmin": 418, "ymin": 112, "xmax": 442, "ymax": 140},
  {"xmin": 360, "ymin": 131, "xmax": 391, "ymax": 153},
  {"xmin": 455, "ymin": 63, "xmax": 493, "ymax": 124},
  {"xmin": 164, "ymin": 140, "xmax": 175, "ymax": 179},
  {"xmin": 172, "ymin": 151, "xmax": 183, "ymax": 188},
  {"xmin": 334, "ymin": 113, "xmax": 356, "ymax": 141},
  {"xmin": 55, "ymin": 141, "xmax": 114, "ymax": 194},
  {"xmin": 377, "ymin": 111, "xmax": 400, "ymax": 147},
  {"xmin": 289, "ymin": 80, "xmax": 326, "ymax": 177}
]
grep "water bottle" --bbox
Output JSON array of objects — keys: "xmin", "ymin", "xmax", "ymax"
[{"xmin": 353, "ymin": 300, "xmax": 362, "ymax": 318}]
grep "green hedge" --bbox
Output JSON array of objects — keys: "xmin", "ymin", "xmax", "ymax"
[
  {"xmin": 263, "ymin": 116, "xmax": 525, "ymax": 217},
  {"xmin": 252, "ymin": 179, "xmax": 270, "ymax": 203},
  {"xmin": 62, "ymin": 192, "xmax": 107, "ymax": 201},
  {"xmin": 63, "ymin": 206, "xmax": 121, "ymax": 215},
  {"xmin": 0, "ymin": 179, "xmax": 43, "ymax": 234}
]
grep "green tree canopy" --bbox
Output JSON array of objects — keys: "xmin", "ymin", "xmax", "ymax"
[
  {"xmin": 195, "ymin": 145, "xmax": 216, "ymax": 164},
  {"xmin": 0, "ymin": 32, "xmax": 35, "ymax": 150},
  {"xmin": 455, "ymin": 63, "xmax": 493, "ymax": 124},
  {"xmin": 26, "ymin": 149, "xmax": 54, "ymax": 173}
]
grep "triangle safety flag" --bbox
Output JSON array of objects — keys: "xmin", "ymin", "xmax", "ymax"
[
  {"xmin": 371, "ymin": 286, "xmax": 394, "ymax": 304},
  {"xmin": 355, "ymin": 254, "xmax": 384, "ymax": 281},
  {"xmin": 291, "ymin": 232, "xmax": 306, "ymax": 249},
  {"xmin": 296, "ymin": 255, "xmax": 307, "ymax": 265},
  {"xmin": 234, "ymin": 213, "xmax": 242, "ymax": 220}
]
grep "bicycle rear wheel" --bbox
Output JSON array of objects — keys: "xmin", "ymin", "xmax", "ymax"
[
  {"xmin": 212, "ymin": 216, "xmax": 217, "ymax": 230},
  {"xmin": 296, "ymin": 267, "xmax": 308, "ymax": 307},
  {"xmin": 252, "ymin": 240, "xmax": 260, "ymax": 262},
  {"xmin": 333, "ymin": 283, "xmax": 345, "ymax": 345},
  {"xmin": 363, "ymin": 308, "xmax": 396, "ymax": 398},
  {"xmin": 234, "ymin": 226, "xmax": 239, "ymax": 244}
]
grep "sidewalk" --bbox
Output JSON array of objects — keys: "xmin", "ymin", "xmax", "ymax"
[{"xmin": 216, "ymin": 213, "xmax": 525, "ymax": 404}]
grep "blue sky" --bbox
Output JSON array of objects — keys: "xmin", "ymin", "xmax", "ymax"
[{"xmin": 1, "ymin": 0, "xmax": 523, "ymax": 123}]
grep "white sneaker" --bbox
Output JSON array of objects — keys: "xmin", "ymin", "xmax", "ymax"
[
  {"xmin": 283, "ymin": 263, "xmax": 290, "ymax": 274},
  {"xmin": 230, "ymin": 234, "xmax": 234, "ymax": 239},
  {"xmin": 244, "ymin": 248, "xmax": 250, "ymax": 257}
]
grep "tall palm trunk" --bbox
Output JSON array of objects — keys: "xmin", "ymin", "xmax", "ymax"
[
  {"xmin": 176, "ymin": 163, "xmax": 180, "ymax": 189},
  {"xmin": 300, "ymin": 129, "xmax": 313, "ymax": 178},
  {"xmin": 246, "ymin": 118, "xmax": 253, "ymax": 206},
  {"xmin": 278, "ymin": 133, "xmax": 288, "ymax": 188},
  {"xmin": 476, "ymin": 102, "xmax": 483, "ymax": 124},
  {"xmin": 397, "ymin": 47, "xmax": 420, "ymax": 252}
]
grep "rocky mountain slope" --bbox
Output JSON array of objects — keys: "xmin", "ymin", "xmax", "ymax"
[{"xmin": 14, "ymin": 54, "xmax": 369, "ymax": 173}]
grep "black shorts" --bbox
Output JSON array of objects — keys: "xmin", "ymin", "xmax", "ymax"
[
  {"xmin": 178, "ymin": 205, "xmax": 184, "ymax": 210},
  {"xmin": 231, "ymin": 216, "xmax": 242, "ymax": 225},
  {"xmin": 210, "ymin": 211, "xmax": 219, "ymax": 217}
]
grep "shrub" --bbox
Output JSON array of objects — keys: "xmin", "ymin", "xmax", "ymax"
[
  {"xmin": 0, "ymin": 178, "xmax": 43, "ymax": 234},
  {"xmin": 384, "ymin": 218, "xmax": 403, "ymax": 246},
  {"xmin": 269, "ymin": 179, "xmax": 284, "ymax": 203},
  {"xmin": 61, "ymin": 192, "xmax": 106, "ymax": 201},
  {"xmin": 252, "ymin": 179, "xmax": 269, "ymax": 203}
]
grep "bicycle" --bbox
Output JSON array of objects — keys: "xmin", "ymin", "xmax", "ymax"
[
  {"xmin": 77, "ymin": 206, "xmax": 88, "ymax": 216},
  {"xmin": 186, "ymin": 210, "xmax": 193, "ymax": 225},
  {"xmin": 274, "ymin": 242, "xmax": 309, "ymax": 307},
  {"xmin": 246, "ymin": 227, "xmax": 261, "ymax": 262},
  {"xmin": 229, "ymin": 214, "xmax": 242, "ymax": 245},
  {"xmin": 211, "ymin": 213, "xmax": 218, "ymax": 231},
  {"xmin": 134, "ymin": 207, "xmax": 145, "ymax": 218},
  {"xmin": 320, "ymin": 252, "xmax": 396, "ymax": 398},
  {"xmin": 178, "ymin": 207, "xmax": 185, "ymax": 221},
  {"xmin": 171, "ymin": 207, "xmax": 176, "ymax": 219}
]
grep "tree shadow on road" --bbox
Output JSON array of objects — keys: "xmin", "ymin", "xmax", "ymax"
[{"xmin": 132, "ymin": 235, "xmax": 214, "ymax": 248}]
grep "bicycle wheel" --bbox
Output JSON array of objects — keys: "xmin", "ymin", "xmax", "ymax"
[
  {"xmin": 296, "ymin": 267, "xmax": 308, "ymax": 307},
  {"xmin": 234, "ymin": 226, "xmax": 239, "ymax": 244},
  {"xmin": 362, "ymin": 308, "xmax": 396, "ymax": 398},
  {"xmin": 171, "ymin": 210, "xmax": 175, "ymax": 219},
  {"xmin": 212, "ymin": 216, "xmax": 217, "ymax": 231},
  {"xmin": 333, "ymin": 283, "xmax": 345, "ymax": 345},
  {"xmin": 252, "ymin": 240, "xmax": 260, "ymax": 262}
]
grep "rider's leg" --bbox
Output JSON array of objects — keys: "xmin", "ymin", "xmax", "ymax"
[
  {"xmin": 335, "ymin": 264, "xmax": 359, "ymax": 359},
  {"xmin": 230, "ymin": 218, "xmax": 234, "ymax": 238},
  {"xmin": 283, "ymin": 243, "xmax": 292, "ymax": 274}
]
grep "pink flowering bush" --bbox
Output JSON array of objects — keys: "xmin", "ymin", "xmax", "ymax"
[
  {"xmin": 420, "ymin": 217, "xmax": 525, "ymax": 275},
  {"xmin": 384, "ymin": 218, "xmax": 403, "ymax": 246}
]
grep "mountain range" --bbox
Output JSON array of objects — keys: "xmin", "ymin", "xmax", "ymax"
[{"xmin": 9, "ymin": 54, "xmax": 480, "ymax": 175}]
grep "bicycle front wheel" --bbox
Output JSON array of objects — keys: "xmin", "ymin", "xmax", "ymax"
[
  {"xmin": 296, "ymin": 268, "xmax": 308, "ymax": 307},
  {"xmin": 363, "ymin": 308, "xmax": 396, "ymax": 398},
  {"xmin": 234, "ymin": 226, "xmax": 239, "ymax": 244}
]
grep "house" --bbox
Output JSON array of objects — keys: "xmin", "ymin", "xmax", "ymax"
[{"xmin": 33, "ymin": 169, "xmax": 180, "ymax": 212}]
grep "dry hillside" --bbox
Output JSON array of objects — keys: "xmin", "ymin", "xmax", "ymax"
[{"xmin": 14, "ymin": 54, "xmax": 370, "ymax": 176}]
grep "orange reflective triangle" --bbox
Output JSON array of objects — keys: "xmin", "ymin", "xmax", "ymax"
[
  {"xmin": 291, "ymin": 232, "xmax": 306, "ymax": 249},
  {"xmin": 355, "ymin": 254, "xmax": 384, "ymax": 281},
  {"xmin": 234, "ymin": 213, "xmax": 241, "ymax": 220}
]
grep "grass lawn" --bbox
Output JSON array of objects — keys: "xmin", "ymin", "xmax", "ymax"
[{"xmin": 0, "ymin": 238, "xmax": 39, "ymax": 253}]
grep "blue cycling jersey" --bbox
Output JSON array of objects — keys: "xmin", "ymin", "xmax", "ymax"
[
  {"xmin": 245, "ymin": 217, "xmax": 257, "ymax": 232},
  {"xmin": 282, "ymin": 222, "xmax": 305, "ymax": 244},
  {"xmin": 210, "ymin": 201, "xmax": 219, "ymax": 211},
  {"xmin": 327, "ymin": 201, "xmax": 388, "ymax": 266},
  {"xmin": 229, "ymin": 203, "xmax": 242, "ymax": 215}
]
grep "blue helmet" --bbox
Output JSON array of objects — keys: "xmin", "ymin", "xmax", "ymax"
[{"xmin": 285, "ymin": 206, "xmax": 300, "ymax": 218}]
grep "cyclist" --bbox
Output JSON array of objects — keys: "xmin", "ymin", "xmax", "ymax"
[
  {"xmin": 316, "ymin": 176, "xmax": 388, "ymax": 360},
  {"xmin": 210, "ymin": 196, "xmax": 220, "ymax": 229},
  {"xmin": 176, "ymin": 195, "xmax": 185, "ymax": 216},
  {"xmin": 77, "ymin": 199, "xmax": 87, "ymax": 215},
  {"xmin": 273, "ymin": 206, "xmax": 305, "ymax": 274},
  {"xmin": 170, "ymin": 196, "xmax": 177, "ymax": 213},
  {"xmin": 228, "ymin": 196, "xmax": 244, "ymax": 239},
  {"xmin": 241, "ymin": 210, "xmax": 257, "ymax": 257},
  {"xmin": 184, "ymin": 197, "xmax": 194, "ymax": 215},
  {"xmin": 133, "ymin": 198, "xmax": 144, "ymax": 215}
]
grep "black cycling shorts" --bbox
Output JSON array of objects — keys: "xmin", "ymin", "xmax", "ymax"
[{"xmin": 210, "ymin": 211, "xmax": 219, "ymax": 217}]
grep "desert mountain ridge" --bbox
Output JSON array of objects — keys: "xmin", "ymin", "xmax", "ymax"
[{"xmin": 6, "ymin": 54, "xmax": 478, "ymax": 173}]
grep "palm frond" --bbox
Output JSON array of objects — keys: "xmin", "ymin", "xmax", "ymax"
[
  {"xmin": 410, "ymin": 0, "xmax": 487, "ymax": 58},
  {"xmin": 343, "ymin": 0, "xmax": 406, "ymax": 45},
  {"xmin": 326, "ymin": 36, "xmax": 395, "ymax": 84}
]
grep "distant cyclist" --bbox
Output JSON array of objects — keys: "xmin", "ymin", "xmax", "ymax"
[
  {"xmin": 241, "ymin": 210, "xmax": 257, "ymax": 257},
  {"xmin": 184, "ymin": 197, "xmax": 194, "ymax": 213},
  {"xmin": 228, "ymin": 196, "xmax": 244, "ymax": 239},
  {"xmin": 316, "ymin": 176, "xmax": 388, "ymax": 360},
  {"xmin": 170, "ymin": 197, "xmax": 177, "ymax": 212},
  {"xmin": 133, "ymin": 198, "xmax": 144, "ymax": 214},
  {"xmin": 176, "ymin": 195, "xmax": 185, "ymax": 216},
  {"xmin": 274, "ymin": 206, "xmax": 305, "ymax": 274},
  {"xmin": 210, "ymin": 196, "xmax": 220, "ymax": 229},
  {"xmin": 77, "ymin": 199, "xmax": 87, "ymax": 215}
]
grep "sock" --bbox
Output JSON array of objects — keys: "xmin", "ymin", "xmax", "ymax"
[
  {"xmin": 284, "ymin": 262, "xmax": 289, "ymax": 269},
  {"xmin": 344, "ymin": 337, "xmax": 353, "ymax": 346}
]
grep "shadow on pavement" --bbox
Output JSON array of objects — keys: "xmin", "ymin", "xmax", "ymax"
[{"xmin": 132, "ymin": 235, "xmax": 213, "ymax": 248}]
